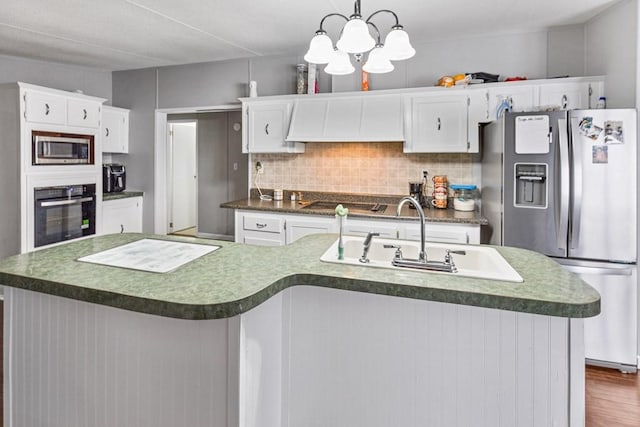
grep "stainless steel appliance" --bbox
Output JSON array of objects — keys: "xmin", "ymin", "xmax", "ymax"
[
  {"xmin": 482, "ymin": 109, "xmax": 638, "ymax": 372},
  {"xmin": 102, "ymin": 163, "xmax": 126, "ymax": 193},
  {"xmin": 34, "ymin": 184, "xmax": 96, "ymax": 248},
  {"xmin": 32, "ymin": 130, "xmax": 94, "ymax": 165}
]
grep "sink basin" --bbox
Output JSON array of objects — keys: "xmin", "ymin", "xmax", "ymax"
[
  {"xmin": 301, "ymin": 201, "xmax": 387, "ymax": 214},
  {"xmin": 320, "ymin": 235, "xmax": 523, "ymax": 282}
]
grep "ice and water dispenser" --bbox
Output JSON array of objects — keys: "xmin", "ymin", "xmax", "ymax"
[{"xmin": 514, "ymin": 164, "xmax": 547, "ymax": 208}]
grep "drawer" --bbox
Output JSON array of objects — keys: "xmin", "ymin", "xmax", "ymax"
[
  {"xmin": 24, "ymin": 90, "xmax": 66, "ymax": 125},
  {"xmin": 243, "ymin": 215, "xmax": 284, "ymax": 233}
]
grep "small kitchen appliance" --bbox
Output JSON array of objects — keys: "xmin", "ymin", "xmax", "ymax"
[
  {"xmin": 408, "ymin": 182, "xmax": 424, "ymax": 207},
  {"xmin": 103, "ymin": 163, "xmax": 126, "ymax": 193},
  {"xmin": 481, "ymin": 109, "xmax": 638, "ymax": 372},
  {"xmin": 32, "ymin": 130, "xmax": 94, "ymax": 165}
]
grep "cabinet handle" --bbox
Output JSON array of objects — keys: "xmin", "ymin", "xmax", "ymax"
[
  {"xmin": 256, "ymin": 223, "xmax": 267, "ymax": 229},
  {"xmin": 436, "ymin": 117, "xmax": 441, "ymax": 131},
  {"xmin": 508, "ymin": 96, "xmax": 514, "ymax": 110},
  {"xmin": 83, "ymin": 109, "xmax": 88, "ymax": 120},
  {"xmin": 264, "ymin": 124, "xmax": 269, "ymax": 135},
  {"xmin": 45, "ymin": 103, "xmax": 50, "ymax": 115},
  {"xmin": 105, "ymin": 127, "xmax": 110, "ymax": 137},
  {"xmin": 120, "ymin": 224, "xmax": 124, "ymax": 234},
  {"xmin": 561, "ymin": 95, "xmax": 568, "ymax": 109}
]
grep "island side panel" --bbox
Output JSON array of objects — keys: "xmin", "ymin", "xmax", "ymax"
[
  {"xmin": 3, "ymin": 287, "xmax": 238, "ymax": 427},
  {"xmin": 283, "ymin": 285, "xmax": 579, "ymax": 427}
]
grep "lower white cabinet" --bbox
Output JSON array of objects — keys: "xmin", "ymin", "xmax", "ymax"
[
  {"xmin": 102, "ymin": 196, "xmax": 143, "ymax": 234},
  {"xmin": 235, "ymin": 210, "xmax": 480, "ymax": 246}
]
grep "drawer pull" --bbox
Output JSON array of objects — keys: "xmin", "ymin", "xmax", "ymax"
[
  {"xmin": 105, "ymin": 127, "xmax": 110, "ymax": 137},
  {"xmin": 83, "ymin": 108, "xmax": 88, "ymax": 120},
  {"xmin": 45, "ymin": 103, "xmax": 50, "ymax": 115},
  {"xmin": 256, "ymin": 223, "xmax": 267, "ymax": 229}
]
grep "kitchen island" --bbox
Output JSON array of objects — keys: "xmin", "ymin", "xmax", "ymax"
[{"xmin": 0, "ymin": 233, "xmax": 599, "ymax": 427}]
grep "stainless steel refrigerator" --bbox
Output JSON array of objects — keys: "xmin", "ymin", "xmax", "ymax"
[{"xmin": 481, "ymin": 109, "xmax": 638, "ymax": 372}]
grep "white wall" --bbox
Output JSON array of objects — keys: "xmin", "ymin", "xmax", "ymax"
[
  {"xmin": 585, "ymin": 0, "xmax": 637, "ymax": 108},
  {"xmin": 0, "ymin": 53, "xmax": 112, "ymax": 100}
]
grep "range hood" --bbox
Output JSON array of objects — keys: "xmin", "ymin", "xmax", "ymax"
[{"xmin": 286, "ymin": 94, "xmax": 405, "ymax": 143}]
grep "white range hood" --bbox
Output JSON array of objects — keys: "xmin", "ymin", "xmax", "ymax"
[{"xmin": 286, "ymin": 93, "xmax": 405, "ymax": 143}]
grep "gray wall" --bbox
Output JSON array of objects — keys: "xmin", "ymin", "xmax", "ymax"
[
  {"xmin": 0, "ymin": 53, "xmax": 112, "ymax": 100},
  {"xmin": 585, "ymin": 0, "xmax": 637, "ymax": 108},
  {"xmin": 112, "ymin": 68, "xmax": 158, "ymax": 233},
  {"xmin": 113, "ymin": 9, "xmax": 634, "ymax": 232},
  {"xmin": 167, "ymin": 111, "xmax": 247, "ymax": 237}
]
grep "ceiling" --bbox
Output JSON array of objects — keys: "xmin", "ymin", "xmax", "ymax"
[{"xmin": 0, "ymin": 0, "xmax": 622, "ymax": 71}]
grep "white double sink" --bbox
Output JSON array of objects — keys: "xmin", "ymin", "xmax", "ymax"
[{"xmin": 320, "ymin": 235, "xmax": 523, "ymax": 283}]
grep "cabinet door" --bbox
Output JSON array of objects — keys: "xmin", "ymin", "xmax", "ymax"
[
  {"xmin": 487, "ymin": 85, "xmax": 537, "ymax": 121},
  {"xmin": 343, "ymin": 219, "xmax": 398, "ymax": 239},
  {"xmin": 246, "ymin": 102, "xmax": 302, "ymax": 153},
  {"xmin": 402, "ymin": 223, "xmax": 480, "ymax": 245},
  {"xmin": 467, "ymin": 90, "xmax": 488, "ymax": 153},
  {"xmin": 24, "ymin": 90, "xmax": 66, "ymax": 125},
  {"xmin": 285, "ymin": 217, "xmax": 336, "ymax": 244},
  {"xmin": 236, "ymin": 212, "xmax": 286, "ymax": 246},
  {"xmin": 538, "ymin": 82, "xmax": 593, "ymax": 110},
  {"xmin": 102, "ymin": 107, "xmax": 129, "ymax": 153},
  {"xmin": 102, "ymin": 197, "xmax": 143, "ymax": 234},
  {"xmin": 405, "ymin": 94, "xmax": 468, "ymax": 153},
  {"xmin": 67, "ymin": 99, "xmax": 101, "ymax": 128}
]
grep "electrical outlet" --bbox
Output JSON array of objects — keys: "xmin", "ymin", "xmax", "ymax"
[
  {"xmin": 422, "ymin": 170, "xmax": 429, "ymax": 179},
  {"xmin": 256, "ymin": 161, "xmax": 264, "ymax": 174}
]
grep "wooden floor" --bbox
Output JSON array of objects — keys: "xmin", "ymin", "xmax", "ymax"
[
  {"xmin": 586, "ymin": 365, "xmax": 640, "ymax": 426},
  {"xmin": 170, "ymin": 226, "xmax": 197, "ymax": 237}
]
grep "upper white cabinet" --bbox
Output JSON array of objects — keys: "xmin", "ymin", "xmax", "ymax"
[
  {"xmin": 22, "ymin": 85, "xmax": 104, "ymax": 130},
  {"xmin": 404, "ymin": 92, "xmax": 469, "ymax": 153},
  {"xmin": 102, "ymin": 105, "xmax": 130, "ymax": 153},
  {"xmin": 486, "ymin": 85, "xmax": 537, "ymax": 121},
  {"xmin": 286, "ymin": 94, "xmax": 404, "ymax": 142},
  {"xmin": 24, "ymin": 90, "xmax": 67, "ymax": 125},
  {"xmin": 538, "ymin": 80, "xmax": 601, "ymax": 110},
  {"xmin": 67, "ymin": 98, "xmax": 101, "ymax": 128},
  {"xmin": 243, "ymin": 100, "xmax": 304, "ymax": 153}
]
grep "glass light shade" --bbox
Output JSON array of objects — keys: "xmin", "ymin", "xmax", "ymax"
[
  {"xmin": 336, "ymin": 18, "xmax": 376, "ymax": 54},
  {"xmin": 363, "ymin": 46, "xmax": 394, "ymax": 74},
  {"xmin": 304, "ymin": 33, "xmax": 335, "ymax": 64},
  {"xmin": 383, "ymin": 28, "xmax": 416, "ymax": 61},
  {"xmin": 324, "ymin": 50, "xmax": 355, "ymax": 75}
]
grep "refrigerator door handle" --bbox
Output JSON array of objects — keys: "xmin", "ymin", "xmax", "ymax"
[
  {"xmin": 557, "ymin": 119, "xmax": 570, "ymax": 251},
  {"xmin": 562, "ymin": 264, "xmax": 634, "ymax": 276},
  {"xmin": 570, "ymin": 119, "xmax": 583, "ymax": 250}
]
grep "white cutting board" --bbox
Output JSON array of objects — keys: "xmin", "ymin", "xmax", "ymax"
[{"xmin": 78, "ymin": 239, "xmax": 220, "ymax": 273}]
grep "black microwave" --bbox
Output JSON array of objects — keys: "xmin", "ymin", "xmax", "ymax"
[{"xmin": 32, "ymin": 130, "xmax": 94, "ymax": 165}]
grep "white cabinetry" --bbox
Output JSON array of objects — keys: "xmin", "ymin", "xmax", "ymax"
[
  {"xmin": 102, "ymin": 196, "xmax": 143, "ymax": 234},
  {"xmin": 242, "ymin": 100, "xmax": 304, "ymax": 153},
  {"xmin": 67, "ymin": 98, "xmax": 101, "ymax": 128},
  {"xmin": 285, "ymin": 216, "xmax": 336, "ymax": 243},
  {"xmin": 24, "ymin": 90, "xmax": 67, "ymax": 125},
  {"xmin": 234, "ymin": 210, "xmax": 480, "ymax": 246},
  {"xmin": 404, "ymin": 92, "xmax": 469, "ymax": 153},
  {"xmin": 486, "ymin": 84, "xmax": 537, "ymax": 121},
  {"xmin": 538, "ymin": 81, "xmax": 600, "ymax": 110},
  {"xmin": 401, "ymin": 222, "xmax": 480, "ymax": 244},
  {"xmin": 102, "ymin": 105, "xmax": 130, "ymax": 153},
  {"xmin": 286, "ymin": 94, "xmax": 404, "ymax": 142}
]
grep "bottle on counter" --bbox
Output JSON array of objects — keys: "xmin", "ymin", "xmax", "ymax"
[{"xmin": 296, "ymin": 64, "xmax": 308, "ymax": 94}]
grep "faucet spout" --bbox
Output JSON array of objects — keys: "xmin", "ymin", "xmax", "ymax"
[
  {"xmin": 396, "ymin": 196, "xmax": 427, "ymax": 262},
  {"xmin": 359, "ymin": 232, "xmax": 380, "ymax": 263}
]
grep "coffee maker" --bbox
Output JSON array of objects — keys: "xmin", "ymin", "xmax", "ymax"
[{"xmin": 409, "ymin": 182, "xmax": 425, "ymax": 207}]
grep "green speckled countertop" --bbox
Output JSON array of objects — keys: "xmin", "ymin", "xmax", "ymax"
[
  {"xmin": 0, "ymin": 233, "xmax": 598, "ymax": 320},
  {"xmin": 221, "ymin": 198, "xmax": 488, "ymax": 225},
  {"xmin": 103, "ymin": 191, "xmax": 144, "ymax": 201}
]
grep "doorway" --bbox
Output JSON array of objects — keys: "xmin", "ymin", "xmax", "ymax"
[
  {"xmin": 162, "ymin": 110, "xmax": 247, "ymax": 240},
  {"xmin": 168, "ymin": 121, "xmax": 198, "ymax": 236}
]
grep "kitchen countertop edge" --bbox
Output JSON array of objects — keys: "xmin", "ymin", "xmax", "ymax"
[{"xmin": 0, "ymin": 234, "xmax": 599, "ymax": 320}]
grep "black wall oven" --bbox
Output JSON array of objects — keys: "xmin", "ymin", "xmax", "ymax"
[{"xmin": 34, "ymin": 184, "xmax": 96, "ymax": 248}]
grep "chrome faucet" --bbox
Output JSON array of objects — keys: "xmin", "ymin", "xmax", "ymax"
[
  {"xmin": 397, "ymin": 196, "xmax": 427, "ymax": 262},
  {"xmin": 359, "ymin": 232, "xmax": 380, "ymax": 263}
]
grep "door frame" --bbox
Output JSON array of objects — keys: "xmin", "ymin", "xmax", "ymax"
[{"xmin": 154, "ymin": 104, "xmax": 240, "ymax": 235}]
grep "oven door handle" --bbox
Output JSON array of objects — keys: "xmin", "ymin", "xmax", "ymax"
[{"xmin": 39, "ymin": 196, "xmax": 94, "ymax": 207}]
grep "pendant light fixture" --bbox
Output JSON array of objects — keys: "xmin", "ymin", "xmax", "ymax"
[{"xmin": 304, "ymin": 0, "xmax": 415, "ymax": 76}]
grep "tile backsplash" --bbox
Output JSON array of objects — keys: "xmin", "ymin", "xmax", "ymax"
[{"xmin": 251, "ymin": 142, "xmax": 474, "ymax": 195}]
